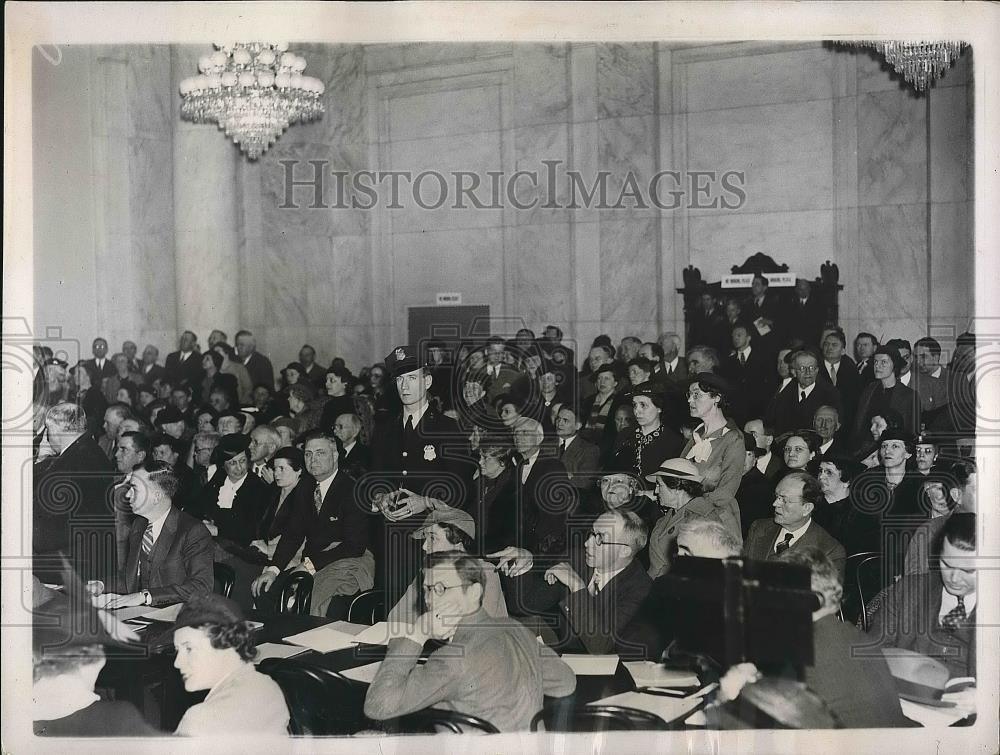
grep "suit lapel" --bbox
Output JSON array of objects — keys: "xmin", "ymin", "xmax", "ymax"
[
  {"xmin": 126, "ymin": 519, "xmax": 145, "ymax": 592},
  {"xmin": 147, "ymin": 508, "xmax": 178, "ymax": 568}
]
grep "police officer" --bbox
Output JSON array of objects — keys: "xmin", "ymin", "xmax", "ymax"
[{"xmin": 366, "ymin": 345, "xmax": 475, "ymax": 604}]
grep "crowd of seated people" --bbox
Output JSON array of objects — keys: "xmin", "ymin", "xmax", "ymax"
[{"xmin": 28, "ymin": 291, "xmax": 982, "ymax": 734}]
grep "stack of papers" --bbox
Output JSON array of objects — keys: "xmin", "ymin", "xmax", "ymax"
[
  {"xmin": 284, "ymin": 625, "xmax": 365, "ymax": 653},
  {"xmin": 624, "ymin": 661, "xmax": 700, "ymax": 688},
  {"xmin": 588, "ymin": 691, "xmax": 701, "ymax": 724},
  {"xmin": 352, "ymin": 622, "xmax": 391, "ymax": 645},
  {"xmin": 253, "ymin": 643, "xmax": 310, "ymax": 664},
  {"xmin": 561, "ymin": 654, "xmax": 620, "ymax": 676},
  {"xmin": 341, "ymin": 661, "xmax": 383, "ymax": 684}
]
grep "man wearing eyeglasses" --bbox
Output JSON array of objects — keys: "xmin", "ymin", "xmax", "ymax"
[
  {"xmin": 518, "ymin": 510, "xmax": 652, "ymax": 656},
  {"xmin": 766, "ymin": 349, "xmax": 842, "ymax": 437},
  {"xmin": 364, "ymin": 550, "xmax": 575, "ymax": 732}
]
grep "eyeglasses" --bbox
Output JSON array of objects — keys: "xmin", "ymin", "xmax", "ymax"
[
  {"xmin": 422, "ymin": 581, "xmax": 470, "ymax": 597},
  {"xmin": 587, "ymin": 531, "xmax": 630, "ymax": 547},
  {"xmin": 796, "ymin": 365, "xmax": 818, "ymax": 373}
]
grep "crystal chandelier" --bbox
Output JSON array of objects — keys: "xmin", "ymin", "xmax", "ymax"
[
  {"xmin": 179, "ymin": 43, "xmax": 325, "ymax": 160},
  {"xmin": 848, "ymin": 41, "xmax": 967, "ymax": 92}
]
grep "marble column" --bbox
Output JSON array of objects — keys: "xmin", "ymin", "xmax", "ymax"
[{"xmin": 170, "ymin": 45, "xmax": 241, "ymax": 343}]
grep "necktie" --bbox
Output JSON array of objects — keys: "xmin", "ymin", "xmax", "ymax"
[
  {"xmin": 775, "ymin": 532, "xmax": 794, "ymax": 554},
  {"xmin": 942, "ymin": 595, "xmax": 967, "ymax": 631},
  {"xmin": 665, "ymin": 363, "xmax": 672, "ymax": 376},
  {"xmin": 588, "ymin": 572, "xmax": 600, "ymax": 596},
  {"xmin": 559, "ymin": 440, "xmax": 566, "ymax": 458},
  {"xmin": 739, "ymin": 352, "xmax": 746, "ymax": 367},
  {"xmin": 403, "ymin": 414, "xmax": 414, "ymax": 438},
  {"xmin": 141, "ymin": 523, "xmax": 154, "ymax": 556},
  {"xmin": 830, "ymin": 363, "xmax": 838, "ymax": 386},
  {"xmin": 799, "ymin": 390, "xmax": 806, "ymax": 403},
  {"xmin": 858, "ymin": 360, "xmax": 866, "ymax": 374},
  {"xmin": 313, "ymin": 483, "xmax": 324, "ymax": 513}
]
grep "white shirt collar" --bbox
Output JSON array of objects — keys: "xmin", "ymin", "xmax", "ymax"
[
  {"xmin": 738, "ymin": 346, "xmax": 752, "ymax": 359},
  {"xmin": 217, "ymin": 473, "xmax": 248, "ymax": 509},
  {"xmin": 939, "ymin": 588, "xmax": 976, "ymax": 620},
  {"xmin": 755, "ymin": 451, "xmax": 771, "ymax": 474},
  {"xmin": 779, "ymin": 377, "xmax": 792, "ymax": 392},
  {"xmin": 560, "ymin": 435, "xmax": 576, "ymax": 450},
  {"xmin": 521, "ymin": 450, "xmax": 541, "ymax": 481},
  {"xmin": 342, "ymin": 440, "xmax": 356, "ymax": 456},
  {"xmin": 775, "ymin": 519, "xmax": 812, "ymax": 550},
  {"xmin": 900, "ymin": 371, "xmax": 911, "ymax": 386},
  {"xmin": 315, "ymin": 470, "xmax": 339, "ymax": 502},
  {"xmin": 798, "ymin": 382, "xmax": 817, "ymax": 399},
  {"xmin": 930, "ymin": 366, "xmax": 942, "ymax": 379},
  {"xmin": 825, "ymin": 359, "xmax": 840, "ymax": 373},
  {"xmin": 666, "ymin": 356, "xmax": 680, "ymax": 371},
  {"xmin": 402, "ymin": 402, "xmax": 430, "ymax": 428},
  {"xmin": 243, "ymin": 354, "xmax": 253, "ymax": 365},
  {"xmin": 590, "ymin": 563, "xmax": 629, "ymax": 593},
  {"xmin": 147, "ymin": 508, "xmax": 171, "ymax": 543},
  {"xmin": 820, "ymin": 438, "xmax": 834, "ymax": 454}
]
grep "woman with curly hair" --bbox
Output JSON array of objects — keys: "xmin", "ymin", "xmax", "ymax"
[{"xmin": 172, "ymin": 594, "xmax": 288, "ymax": 736}]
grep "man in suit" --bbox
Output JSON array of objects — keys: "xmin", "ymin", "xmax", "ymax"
[
  {"xmin": 689, "ymin": 292, "xmax": 728, "ymax": 355},
  {"xmin": 150, "ymin": 433, "xmax": 197, "ymax": 512},
  {"xmin": 522, "ymin": 509, "xmax": 652, "ymax": 657},
  {"xmin": 98, "ymin": 403, "xmax": 132, "ymax": 460},
  {"xmin": 745, "ymin": 274, "xmax": 785, "ymax": 337},
  {"xmin": 332, "ymin": 412, "xmax": 371, "ymax": 477},
  {"xmin": 744, "ymin": 418, "xmax": 784, "ymax": 481},
  {"xmin": 83, "ymin": 337, "xmax": 116, "ymax": 386},
  {"xmin": 744, "ymin": 471, "xmax": 846, "ymax": 581},
  {"xmin": 33, "ymin": 403, "xmax": 117, "ymax": 584},
  {"xmin": 103, "ymin": 352, "xmax": 143, "ymax": 404},
  {"xmin": 811, "ymin": 405, "xmax": 845, "ymax": 457},
  {"xmin": 369, "ymin": 345, "xmax": 475, "ymax": 603},
  {"xmin": 818, "ymin": 329, "xmax": 860, "ymax": 428},
  {"xmin": 252, "ymin": 430, "xmax": 371, "ymax": 617},
  {"xmin": 787, "ymin": 279, "xmax": 826, "ymax": 348},
  {"xmin": 853, "ymin": 332, "xmax": 879, "ymax": 385},
  {"xmin": 766, "ymin": 349, "xmax": 841, "ymax": 437},
  {"xmin": 165, "ymin": 331, "xmax": 204, "ymax": 401},
  {"xmin": 554, "ymin": 405, "xmax": 601, "ymax": 509},
  {"xmin": 92, "ymin": 462, "xmax": 213, "ymax": 609},
  {"xmin": 235, "ymin": 329, "xmax": 275, "ymax": 392},
  {"xmin": 686, "ymin": 345, "xmax": 721, "ymax": 375},
  {"xmin": 911, "ymin": 336, "xmax": 957, "ymax": 426},
  {"xmin": 111, "ymin": 430, "xmax": 150, "ymax": 568},
  {"xmin": 868, "ymin": 512, "xmax": 977, "ymax": 680},
  {"xmin": 298, "ymin": 344, "xmax": 327, "ymax": 391},
  {"xmin": 121, "ymin": 340, "xmax": 142, "ymax": 375},
  {"xmin": 480, "ymin": 335, "xmax": 520, "ymax": 404},
  {"xmin": 542, "ymin": 324, "xmax": 576, "ymax": 389},
  {"xmin": 735, "ymin": 432, "xmax": 775, "ymax": 540},
  {"xmin": 657, "ymin": 332, "xmax": 689, "ymax": 386},
  {"xmin": 138, "ymin": 344, "xmax": 166, "ymax": 387},
  {"xmin": 723, "ymin": 323, "xmax": 776, "ymax": 426},
  {"xmin": 511, "ymin": 417, "xmax": 577, "ymax": 559},
  {"xmin": 779, "ymin": 547, "xmax": 909, "ymax": 728}
]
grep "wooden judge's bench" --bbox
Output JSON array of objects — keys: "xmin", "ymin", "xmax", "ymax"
[{"xmin": 676, "ymin": 253, "xmax": 843, "ymax": 351}]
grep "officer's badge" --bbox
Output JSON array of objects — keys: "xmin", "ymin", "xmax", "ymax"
[
  {"xmin": 395, "ymin": 348, "xmax": 406, "ymax": 361},
  {"xmin": 424, "ymin": 445, "xmax": 436, "ymax": 461}
]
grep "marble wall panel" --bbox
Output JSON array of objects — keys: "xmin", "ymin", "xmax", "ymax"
[
  {"xmin": 331, "ymin": 234, "xmax": 374, "ymax": 324},
  {"xmin": 317, "ymin": 46, "xmax": 368, "ymax": 145},
  {"xmin": 364, "ymin": 43, "xmax": 513, "ymax": 73},
  {"xmin": 687, "ymin": 210, "xmax": 836, "ymax": 284},
  {"xmin": 260, "ymin": 229, "xmax": 312, "ymax": 328},
  {"xmin": 128, "ymin": 137, "xmax": 173, "ymax": 238},
  {"xmin": 857, "ymin": 90, "xmax": 927, "ymax": 207},
  {"xmin": 685, "ymin": 99, "xmax": 834, "ymax": 216},
  {"xmin": 89, "ymin": 48, "xmax": 129, "ymax": 138},
  {"xmin": 391, "ymin": 226, "xmax": 505, "ymax": 331},
  {"xmin": 857, "ymin": 204, "xmax": 929, "ymax": 333},
  {"xmin": 388, "ymin": 85, "xmax": 501, "ymax": 141},
  {"xmin": 597, "ymin": 43, "xmax": 655, "ymax": 118},
  {"xmin": 511, "ymin": 122, "xmax": 570, "ymax": 225},
  {"xmin": 127, "ymin": 45, "xmax": 172, "ymax": 138},
  {"xmin": 856, "ymin": 48, "xmax": 905, "ymax": 94},
  {"xmin": 512, "ymin": 223, "xmax": 572, "ymax": 328},
  {"xmin": 387, "ymin": 131, "xmax": 504, "ymax": 234},
  {"xmin": 132, "ymin": 231, "xmax": 177, "ymax": 333},
  {"xmin": 930, "ymin": 85, "xmax": 971, "ymax": 203},
  {"xmin": 597, "ymin": 115, "xmax": 656, "ymax": 221},
  {"xmin": 930, "ymin": 201, "xmax": 974, "ymax": 323},
  {"xmin": 599, "ymin": 217, "xmax": 658, "ymax": 325},
  {"xmin": 513, "ymin": 43, "xmax": 569, "ymax": 127},
  {"xmin": 91, "ymin": 135, "xmax": 132, "ymax": 235},
  {"xmin": 682, "ymin": 46, "xmax": 835, "ymax": 112}
]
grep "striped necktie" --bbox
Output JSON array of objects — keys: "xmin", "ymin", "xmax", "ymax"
[
  {"xmin": 775, "ymin": 532, "xmax": 794, "ymax": 554},
  {"xmin": 141, "ymin": 523, "xmax": 154, "ymax": 556}
]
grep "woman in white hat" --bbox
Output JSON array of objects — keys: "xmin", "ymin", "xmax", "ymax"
[{"xmin": 645, "ymin": 458, "xmax": 724, "ymax": 579}]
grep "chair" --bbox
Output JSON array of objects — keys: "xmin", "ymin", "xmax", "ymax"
[
  {"xmin": 278, "ymin": 571, "xmax": 314, "ymax": 615},
  {"xmin": 841, "ymin": 551, "xmax": 880, "ymax": 628},
  {"xmin": 530, "ymin": 704, "xmax": 665, "ymax": 732},
  {"xmin": 347, "ymin": 589, "xmax": 386, "ymax": 625},
  {"xmin": 213, "ymin": 562, "xmax": 235, "ymax": 598},
  {"xmin": 394, "ymin": 708, "xmax": 500, "ymax": 734},
  {"xmin": 258, "ymin": 658, "xmax": 370, "ymax": 735}
]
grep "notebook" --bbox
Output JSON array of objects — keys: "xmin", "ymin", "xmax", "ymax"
[
  {"xmin": 284, "ymin": 625, "xmax": 363, "ymax": 653},
  {"xmin": 560, "ymin": 654, "xmax": 619, "ymax": 676},
  {"xmin": 351, "ymin": 622, "xmax": 391, "ymax": 646}
]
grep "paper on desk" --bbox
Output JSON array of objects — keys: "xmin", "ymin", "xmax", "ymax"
[
  {"xmin": 561, "ymin": 654, "xmax": 619, "ymax": 676},
  {"xmin": 341, "ymin": 661, "xmax": 383, "ymax": 684},
  {"xmin": 141, "ymin": 603, "xmax": 183, "ymax": 622},
  {"xmin": 284, "ymin": 625, "xmax": 362, "ymax": 653},
  {"xmin": 253, "ymin": 643, "xmax": 309, "ymax": 664},
  {"xmin": 113, "ymin": 605, "xmax": 155, "ymax": 621},
  {"xmin": 351, "ymin": 622, "xmax": 391, "ymax": 646},
  {"xmin": 589, "ymin": 691, "xmax": 700, "ymax": 724},
  {"xmin": 624, "ymin": 661, "xmax": 699, "ymax": 688}
]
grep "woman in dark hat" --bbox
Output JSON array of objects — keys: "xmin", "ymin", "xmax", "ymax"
[
  {"xmin": 611, "ymin": 382, "xmax": 685, "ymax": 482},
  {"xmin": 680, "ymin": 372, "xmax": 745, "ymax": 543},
  {"xmin": 850, "ymin": 344, "xmax": 921, "ymax": 452},
  {"xmin": 197, "ymin": 433, "xmax": 272, "ymax": 610},
  {"xmin": 253, "ymin": 445, "xmax": 314, "ymax": 565},
  {"xmin": 580, "ymin": 363, "xmax": 624, "ymax": 451}
]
